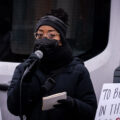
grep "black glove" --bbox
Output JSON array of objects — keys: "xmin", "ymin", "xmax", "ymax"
[
  {"xmin": 54, "ymin": 96, "xmax": 75, "ymax": 109},
  {"xmin": 20, "ymin": 53, "xmax": 40, "ymax": 81},
  {"xmin": 23, "ymin": 53, "xmax": 40, "ymax": 68}
]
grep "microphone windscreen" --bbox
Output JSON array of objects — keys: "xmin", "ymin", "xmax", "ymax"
[{"xmin": 34, "ymin": 50, "xmax": 43, "ymax": 59}]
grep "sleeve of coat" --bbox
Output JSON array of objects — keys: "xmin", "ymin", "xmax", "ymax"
[
  {"xmin": 7, "ymin": 64, "xmax": 33, "ymax": 116},
  {"xmin": 74, "ymin": 65, "xmax": 97, "ymax": 119}
]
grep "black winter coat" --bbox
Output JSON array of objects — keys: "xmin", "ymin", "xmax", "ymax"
[{"xmin": 7, "ymin": 57, "xmax": 97, "ymax": 120}]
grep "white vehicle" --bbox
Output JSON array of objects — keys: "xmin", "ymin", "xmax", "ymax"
[{"xmin": 0, "ymin": 0, "xmax": 120, "ymax": 119}]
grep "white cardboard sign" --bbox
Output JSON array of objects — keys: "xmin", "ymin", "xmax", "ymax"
[{"xmin": 95, "ymin": 83, "xmax": 120, "ymax": 120}]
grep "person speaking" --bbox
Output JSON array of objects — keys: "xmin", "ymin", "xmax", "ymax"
[{"xmin": 7, "ymin": 8, "xmax": 97, "ymax": 120}]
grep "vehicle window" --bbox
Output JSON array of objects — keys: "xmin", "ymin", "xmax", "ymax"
[{"xmin": 0, "ymin": 0, "xmax": 110, "ymax": 62}]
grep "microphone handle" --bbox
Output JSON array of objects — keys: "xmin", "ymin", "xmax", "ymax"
[
  {"xmin": 22, "ymin": 59, "xmax": 37, "ymax": 79},
  {"xmin": 19, "ymin": 53, "xmax": 40, "ymax": 119},
  {"xmin": 19, "ymin": 60, "xmax": 37, "ymax": 120}
]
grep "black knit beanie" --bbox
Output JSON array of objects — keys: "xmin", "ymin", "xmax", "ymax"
[{"xmin": 34, "ymin": 15, "xmax": 67, "ymax": 42}]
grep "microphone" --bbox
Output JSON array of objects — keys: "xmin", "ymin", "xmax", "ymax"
[
  {"xmin": 19, "ymin": 50, "xmax": 43, "ymax": 120},
  {"xmin": 22, "ymin": 50, "xmax": 43, "ymax": 78},
  {"xmin": 34, "ymin": 50, "xmax": 43, "ymax": 59}
]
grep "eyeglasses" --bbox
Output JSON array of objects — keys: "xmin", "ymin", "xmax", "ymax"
[{"xmin": 34, "ymin": 32, "xmax": 60, "ymax": 39}]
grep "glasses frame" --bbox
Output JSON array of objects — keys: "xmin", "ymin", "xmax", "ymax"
[{"xmin": 34, "ymin": 32, "xmax": 60, "ymax": 40}]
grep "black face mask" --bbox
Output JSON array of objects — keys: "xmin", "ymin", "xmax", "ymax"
[
  {"xmin": 34, "ymin": 38, "xmax": 60, "ymax": 58},
  {"xmin": 33, "ymin": 38, "xmax": 73, "ymax": 72}
]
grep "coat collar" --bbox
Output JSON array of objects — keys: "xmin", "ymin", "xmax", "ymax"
[{"xmin": 58, "ymin": 57, "xmax": 83, "ymax": 73}]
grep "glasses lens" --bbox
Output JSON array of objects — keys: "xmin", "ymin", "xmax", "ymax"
[
  {"xmin": 35, "ymin": 33, "xmax": 43, "ymax": 39},
  {"xmin": 48, "ymin": 33, "xmax": 56, "ymax": 39}
]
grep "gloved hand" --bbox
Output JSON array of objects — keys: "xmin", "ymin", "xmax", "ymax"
[
  {"xmin": 53, "ymin": 96, "xmax": 75, "ymax": 109},
  {"xmin": 22, "ymin": 53, "xmax": 40, "ymax": 69},
  {"xmin": 25, "ymin": 53, "xmax": 40, "ymax": 65},
  {"xmin": 20, "ymin": 53, "xmax": 40, "ymax": 82}
]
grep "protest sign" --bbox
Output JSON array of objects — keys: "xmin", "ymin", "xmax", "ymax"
[{"xmin": 95, "ymin": 83, "xmax": 120, "ymax": 120}]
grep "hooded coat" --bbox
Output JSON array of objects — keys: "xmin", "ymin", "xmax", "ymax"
[{"xmin": 7, "ymin": 57, "xmax": 97, "ymax": 120}]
